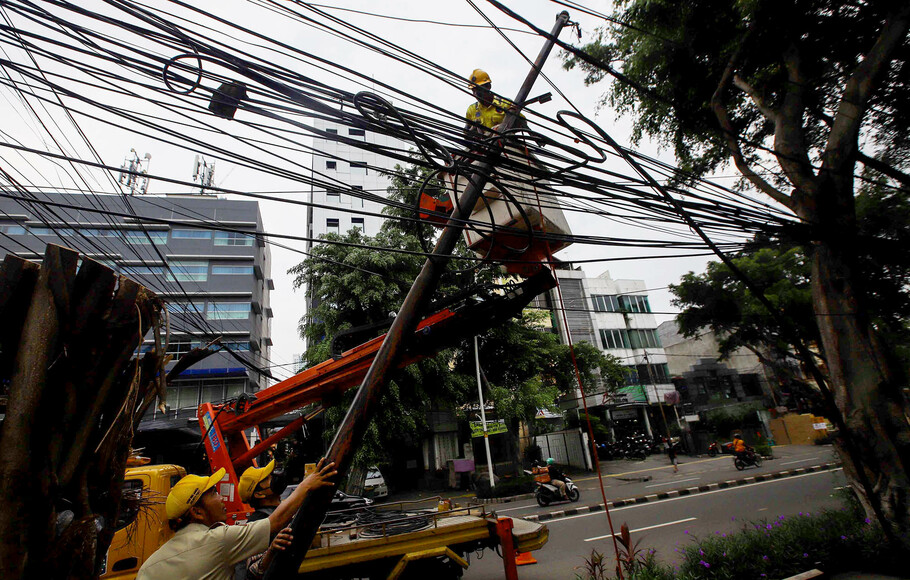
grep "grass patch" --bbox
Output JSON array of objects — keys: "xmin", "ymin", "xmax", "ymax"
[{"xmin": 575, "ymin": 500, "xmax": 906, "ymax": 579}]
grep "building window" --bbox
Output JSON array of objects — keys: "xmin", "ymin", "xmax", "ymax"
[
  {"xmin": 326, "ymin": 218, "xmax": 340, "ymax": 236},
  {"xmin": 628, "ymin": 329, "xmax": 661, "ymax": 349},
  {"xmin": 351, "ymin": 218, "xmax": 365, "ymax": 232},
  {"xmin": 350, "ymin": 161, "xmax": 367, "ymax": 175},
  {"xmin": 172, "ymin": 229, "xmax": 212, "ymax": 239},
  {"xmin": 592, "ymin": 295, "xmax": 621, "ymax": 312},
  {"xmin": 165, "ymin": 301, "xmax": 202, "ymax": 314},
  {"xmin": 123, "ymin": 230, "xmax": 168, "ymax": 245},
  {"xmin": 600, "ymin": 329, "xmax": 630, "ymax": 349},
  {"xmin": 351, "ymin": 185, "xmax": 364, "ymax": 208},
  {"xmin": 212, "ymin": 265, "xmax": 254, "ymax": 275},
  {"xmin": 166, "ymin": 339, "xmax": 200, "ymax": 359},
  {"xmin": 326, "ymin": 189, "xmax": 341, "ymax": 203},
  {"xmin": 592, "ymin": 294, "xmax": 651, "ymax": 313},
  {"xmin": 325, "ymin": 128, "xmax": 337, "ymax": 134},
  {"xmin": 634, "ymin": 363, "xmax": 670, "ymax": 384},
  {"xmin": 621, "ymin": 295, "xmax": 651, "ymax": 313},
  {"xmin": 207, "ymin": 302, "xmax": 251, "ymax": 320},
  {"xmin": 326, "ymin": 160, "xmax": 337, "ymax": 170},
  {"xmin": 79, "ymin": 228, "xmax": 119, "ymax": 238},
  {"xmin": 176, "ymin": 383, "xmax": 200, "ymax": 409},
  {"xmin": 121, "ymin": 265, "xmax": 166, "ymax": 277},
  {"xmin": 168, "ymin": 260, "xmax": 208, "ymax": 282},
  {"xmin": 29, "ymin": 227, "xmax": 56, "ymax": 236},
  {"xmin": 348, "ymin": 128, "xmax": 366, "ymax": 137},
  {"xmin": 222, "ymin": 341, "xmax": 251, "ymax": 351},
  {"xmin": 214, "ymin": 231, "xmax": 254, "ymax": 246},
  {"xmin": 0, "ymin": 225, "xmax": 26, "ymax": 235}
]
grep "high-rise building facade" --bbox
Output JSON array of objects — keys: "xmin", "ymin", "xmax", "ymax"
[
  {"xmin": 305, "ymin": 118, "xmax": 404, "ymax": 246},
  {"xmin": 0, "ymin": 193, "xmax": 273, "ymax": 425}
]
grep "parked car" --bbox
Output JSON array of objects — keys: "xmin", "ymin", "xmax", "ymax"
[
  {"xmin": 363, "ymin": 466, "xmax": 388, "ymax": 500},
  {"xmin": 280, "ymin": 485, "xmax": 374, "ymax": 511}
]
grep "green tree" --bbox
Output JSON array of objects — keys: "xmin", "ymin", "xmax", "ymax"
[
  {"xmin": 564, "ymin": 1, "xmax": 910, "ymax": 543},
  {"xmin": 670, "ymin": 243, "xmax": 819, "ymax": 397}
]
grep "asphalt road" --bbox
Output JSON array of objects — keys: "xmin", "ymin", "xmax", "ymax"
[{"xmin": 462, "ymin": 445, "xmax": 845, "ymax": 579}]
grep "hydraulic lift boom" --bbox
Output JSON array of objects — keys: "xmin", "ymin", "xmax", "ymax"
[{"xmin": 198, "ymin": 269, "xmax": 556, "ymax": 522}]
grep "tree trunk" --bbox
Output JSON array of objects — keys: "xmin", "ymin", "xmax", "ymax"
[{"xmin": 811, "ymin": 239, "xmax": 910, "ymax": 548}]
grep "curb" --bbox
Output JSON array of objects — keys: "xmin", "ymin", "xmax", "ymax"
[
  {"xmin": 520, "ymin": 462, "xmax": 842, "ymax": 523},
  {"xmin": 470, "ymin": 492, "xmax": 537, "ymax": 505}
]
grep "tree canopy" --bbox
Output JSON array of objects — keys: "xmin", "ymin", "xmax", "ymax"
[{"xmin": 564, "ymin": 0, "xmax": 910, "ymax": 543}]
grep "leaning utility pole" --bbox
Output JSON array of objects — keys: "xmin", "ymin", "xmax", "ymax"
[{"xmin": 264, "ymin": 11, "xmax": 572, "ymax": 578}]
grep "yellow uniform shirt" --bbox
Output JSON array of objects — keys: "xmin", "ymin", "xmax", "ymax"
[
  {"xmin": 137, "ymin": 518, "xmax": 270, "ymax": 580},
  {"xmin": 466, "ymin": 97, "xmax": 512, "ymax": 130}
]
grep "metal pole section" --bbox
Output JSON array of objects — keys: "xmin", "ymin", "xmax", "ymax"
[
  {"xmin": 264, "ymin": 12, "xmax": 571, "ymax": 578},
  {"xmin": 475, "ymin": 336, "xmax": 496, "ymax": 488}
]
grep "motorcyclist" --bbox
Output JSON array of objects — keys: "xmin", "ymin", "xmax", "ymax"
[
  {"xmin": 732, "ymin": 433, "xmax": 750, "ymax": 461},
  {"xmin": 545, "ymin": 458, "xmax": 568, "ymax": 500}
]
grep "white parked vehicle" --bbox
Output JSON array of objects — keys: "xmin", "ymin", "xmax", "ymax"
[{"xmin": 363, "ymin": 466, "xmax": 388, "ymax": 500}]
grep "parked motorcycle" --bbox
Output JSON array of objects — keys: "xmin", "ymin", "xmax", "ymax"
[
  {"xmin": 707, "ymin": 441, "xmax": 720, "ymax": 457},
  {"xmin": 733, "ymin": 448, "xmax": 763, "ymax": 470}
]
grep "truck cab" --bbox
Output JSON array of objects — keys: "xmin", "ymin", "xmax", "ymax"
[{"xmin": 100, "ymin": 464, "xmax": 186, "ymax": 579}]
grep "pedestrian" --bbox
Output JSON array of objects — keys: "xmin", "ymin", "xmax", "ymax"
[
  {"xmin": 668, "ymin": 441, "xmax": 679, "ymax": 473},
  {"xmin": 137, "ymin": 457, "xmax": 336, "ymax": 580}
]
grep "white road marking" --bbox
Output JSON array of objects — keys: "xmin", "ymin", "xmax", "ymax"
[
  {"xmin": 493, "ymin": 505, "xmax": 533, "ymax": 514},
  {"xmin": 780, "ymin": 457, "xmax": 819, "ymax": 465},
  {"xmin": 645, "ymin": 477, "xmax": 700, "ymax": 488},
  {"xmin": 584, "ymin": 517, "xmax": 698, "ymax": 542},
  {"xmin": 545, "ymin": 468, "xmax": 843, "ymax": 524}
]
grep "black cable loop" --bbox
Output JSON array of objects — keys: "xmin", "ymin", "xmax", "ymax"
[
  {"xmin": 161, "ymin": 52, "xmax": 204, "ymax": 95},
  {"xmin": 353, "ymin": 91, "xmax": 455, "ymax": 172}
]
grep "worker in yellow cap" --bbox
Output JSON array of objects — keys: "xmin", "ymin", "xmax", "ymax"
[
  {"xmin": 137, "ymin": 458, "xmax": 336, "ymax": 580},
  {"xmin": 237, "ymin": 459, "xmax": 289, "ymax": 579},
  {"xmin": 464, "ymin": 68, "xmax": 522, "ymax": 141}
]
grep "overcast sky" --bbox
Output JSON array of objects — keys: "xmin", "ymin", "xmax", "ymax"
[{"xmin": 0, "ymin": 1, "xmax": 741, "ymax": 380}]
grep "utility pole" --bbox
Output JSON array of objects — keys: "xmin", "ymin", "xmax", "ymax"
[
  {"xmin": 474, "ymin": 336, "xmax": 496, "ymax": 488},
  {"xmin": 264, "ymin": 11, "xmax": 573, "ymax": 578},
  {"xmin": 643, "ymin": 351, "xmax": 671, "ymax": 439}
]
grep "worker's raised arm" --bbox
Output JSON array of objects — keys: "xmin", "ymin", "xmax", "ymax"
[{"xmin": 267, "ymin": 458, "xmax": 336, "ymax": 534}]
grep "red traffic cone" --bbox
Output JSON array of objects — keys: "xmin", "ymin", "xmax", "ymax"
[{"xmin": 516, "ymin": 551, "xmax": 537, "ymax": 566}]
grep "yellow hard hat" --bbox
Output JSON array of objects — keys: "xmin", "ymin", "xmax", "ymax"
[
  {"xmin": 165, "ymin": 468, "xmax": 226, "ymax": 520},
  {"xmin": 238, "ymin": 459, "xmax": 276, "ymax": 502},
  {"xmin": 469, "ymin": 69, "xmax": 491, "ymax": 88}
]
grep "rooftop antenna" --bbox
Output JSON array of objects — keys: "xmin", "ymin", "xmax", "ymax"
[
  {"xmin": 118, "ymin": 148, "xmax": 151, "ymax": 195},
  {"xmin": 192, "ymin": 154, "xmax": 216, "ymax": 195}
]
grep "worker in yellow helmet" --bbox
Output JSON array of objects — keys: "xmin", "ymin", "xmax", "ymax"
[{"xmin": 464, "ymin": 69, "xmax": 522, "ymax": 141}]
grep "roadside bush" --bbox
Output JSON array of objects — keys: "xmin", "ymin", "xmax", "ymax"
[{"xmin": 574, "ymin": 501, "xmax": 906, "ymax": 579}]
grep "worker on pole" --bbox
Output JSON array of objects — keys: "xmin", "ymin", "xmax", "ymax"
[{"xmin": 464, "ymin": 69, "xmax": 523, "ymax": 141}]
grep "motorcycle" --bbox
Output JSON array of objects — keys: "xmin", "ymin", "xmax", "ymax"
[
  {"xmin": 534, "ymin": 475, "xmax": 580, "ymax": 507},
  {"xmin": 707, "ymin": 441, "xmax": 720, "ymax": 457},
  {"xmin": 733, "ymin": 448, "xmax": 763, "ymax": 470},
  {"xmin": 526, "ymin": 465, "xmax": 581, "ymax": 507}
]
